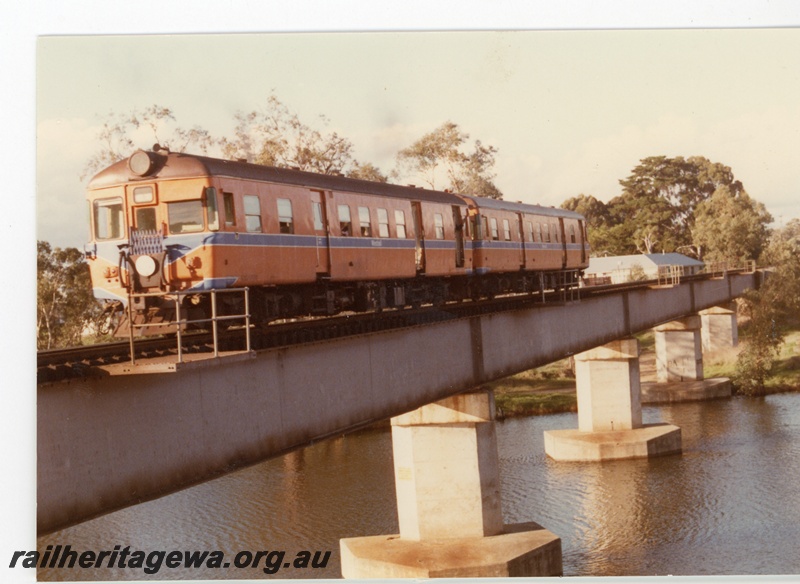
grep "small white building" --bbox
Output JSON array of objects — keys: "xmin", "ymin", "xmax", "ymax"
[{"xmin": 583, "ymin": 253, "xmax": 705, "ymax": 285}]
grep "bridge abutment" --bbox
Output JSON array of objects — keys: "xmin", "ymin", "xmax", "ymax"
[
  {"xmin": 544, "ymin": 338, "xmax": 682, "ymax": 461},
  {"xmin": 340, "ymin": 390, "xmax": 562, "ymax": 578}
]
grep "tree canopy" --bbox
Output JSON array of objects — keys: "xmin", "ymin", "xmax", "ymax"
[
  {"xmin": 37, "ymin": 241, "xmax": 102, "ymax": 349},
  {"xmin": 692, "ymin": 186, "xmax": 772, "ymax": 263},
  {"xmin": 564, "ymin": 155, "xmax": 771, "ymax": 261},
  {"xmin": 394, "ymin": 121, "xmax": 503, "ymax": 198},
  {"xmin": 219, "ymin": 93, "xmax": 358, "ymax": 175},
  {"xmin": 81, "ymin": 105, "xmax": 214, "ymax": 180}
]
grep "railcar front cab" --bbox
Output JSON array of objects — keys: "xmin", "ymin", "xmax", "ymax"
[{"xmin": 85, "ymin": 148, "xmax": 220, "ymax": 336}]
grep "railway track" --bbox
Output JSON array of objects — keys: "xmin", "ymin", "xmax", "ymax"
[{"xmin": 37, "ymin": 268, "xmax": 751, "ymax": 384}]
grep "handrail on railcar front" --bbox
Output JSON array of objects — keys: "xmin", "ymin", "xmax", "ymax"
[{"xmin": 125, "ymin": 287, "xmax": 251, "ymax": 365}]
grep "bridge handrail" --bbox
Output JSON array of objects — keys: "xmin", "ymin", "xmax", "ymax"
[{"xmin": 126, "ymin": 287, "xmax": 251, "ymax": 365}]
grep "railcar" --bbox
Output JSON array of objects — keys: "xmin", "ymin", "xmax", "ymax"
[{"xmin": 84, "ymin": 147, "xmax": 588, "ymax": 336}]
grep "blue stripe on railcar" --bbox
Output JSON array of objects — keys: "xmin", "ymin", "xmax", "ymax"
[{"xmin": 142, "ymin": 232, "xmax": 420, "ymax": 264}]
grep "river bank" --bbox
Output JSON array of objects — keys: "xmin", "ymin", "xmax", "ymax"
[{"xmin": 489, "ymin": 327, "xmax": 800, "ymax": 419}]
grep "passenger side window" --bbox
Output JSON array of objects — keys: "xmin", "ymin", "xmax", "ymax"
[
  {"xmin": 377, "ymin": 208, "xmax": 389, "ymax": 238},
  {"xmin": 569, "ymin": 224, "xmax": 576, "ymax": 243},
  {"xmin": 502, "ymin": 219, "xmax": 511, "ymax": 241},
  {"xmin": 490, "ymin": 218, "xmax": 499, "ymax": 241},
  {"xmin": 339, "ymin": 205, "xmax": 352, "ymax": 236},
  {"xmin": 535, "ymin": 222, "xmax": 542, "ymax": 243},
  {"xmin": 526, "ymin": 221, "xmax": 533, "ymax": 242},
  {"xmin": 223, "ymin": 192, "xmax": 236, "ymax": 226},
  {"xmin": 244, "ymin": 195, "xmax": 262, "ymax": 233},
  {"xmin": 543, "ymin": 223, "xmax": 550, "ymax": 243},
  {"xmin": 395, "ymin": 210, "xmax": 407, "ymax": 238},
  {"xmin": 358, "ymin": 206, "xmax": 372, "ymax": 237},
  {"xmin": 434, "ymin": 213, "xmax": 445, "ymax": 239},
  {"xmin": 277, "ymin": 198, "xmax": 294, "ymax": 234}
]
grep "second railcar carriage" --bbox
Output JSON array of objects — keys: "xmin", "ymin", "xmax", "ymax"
[{"xmin": 85, "ymin": 147, "xmax": 589, "ymax": 336}]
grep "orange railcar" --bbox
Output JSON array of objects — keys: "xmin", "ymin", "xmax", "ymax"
[{"xmin": 85, "ymin": 148, "xmax": 588, "ymax": 335}]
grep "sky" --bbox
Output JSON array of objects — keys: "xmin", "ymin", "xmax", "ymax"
[
  {"xmin": 5, "ymin": 3, "xmax": 800, "ymax": 584},
  {"xmin": 35, "ymin": 26, "xmax": 800, "ymax": 250}
]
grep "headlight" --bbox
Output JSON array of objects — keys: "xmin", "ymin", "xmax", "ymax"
[
  {"xmin": 135, "ymin": 255, "xmax": 158, "ymax": 277},
  {"xmin": 128, "ymin": 150, "xmax": 155, "ymax": 176}
]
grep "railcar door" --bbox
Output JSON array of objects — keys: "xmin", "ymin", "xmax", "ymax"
[
  {"xmin": 412, "ymin": 202, "xmax": 425, "ymax": 273},
  {"xmin": 578, "ymin": 219, "xmax": 587, "ymax": 264},
  {"xmin": 310, "ymin": 190, "xmax": 331, "ymax": 274},
  {"xmin": 559, "ymin": 217, "xmax": 567, "ymax": 268},
  {"xmin": 452, "ymin": 205, "xmax": 465, "ymax": 268},
  {"xmin": 126, "ymin": 183, "xmax": 167, "ymax": 289},
  {"xmin": 516, "ymin": 213, "xmax": 526, "ymax": 268}
]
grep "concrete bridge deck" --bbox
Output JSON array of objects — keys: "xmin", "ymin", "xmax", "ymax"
[{"xmin": 38, "ymin": 271, "xmax": 759, "ymax": 534}]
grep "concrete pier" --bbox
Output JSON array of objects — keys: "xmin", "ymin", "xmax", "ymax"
[
  {"xmin": 700, "ymin": 303, "xmax": 739, "ymax": 352},
  {"xmin": 642, "ymin": 313, "xmax": 735, "ymax": 404},
  {"xmin": 340, "ymin": 390, "xmax": 562, "ymax": 578},
  {"xmin": 655, "ymin": 316, "xmax": 703, "ymax": 382},
  {"xmin": 544, "ymin": 339, "xmax": 681, "ymax": 461}
]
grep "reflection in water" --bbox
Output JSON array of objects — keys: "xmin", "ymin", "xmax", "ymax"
[{"xmin": 39, "ymin": 394, "xmax": 800, "ymax": 579}]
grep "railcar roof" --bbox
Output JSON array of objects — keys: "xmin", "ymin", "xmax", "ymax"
[
  {"xmin": 88, "ymin": 151, "xmax": 465, "ymax": 206},
  {"xmin": 458, "ymin": 193, "xmax": 585, "ymax": 220}
]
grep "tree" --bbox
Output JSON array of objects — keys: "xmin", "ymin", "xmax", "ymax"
[
  {"xmin": 692, "ymin": 185, "xmax": 772, "ymax": 264},
  {"xmin": 220, "ymin": 93, "xmax": 357, "ymax": 175},
  {"xmin": 734, "ymin": 219, "xmax": 800, "ymax": 395},
  {"xmin": 82, "ymin": 105, "xmax": 213, "ymax": 180},
  {"xmin": 587, "ymin": 155, "xmax": 757, "ymax": 257},
  {"xmin": 347, "ymin": 162, "xmax": 389, "ymax": 183},
  {"xmin": 614, "ymin": 156, "xmax": 745, "ymax": 255},
  {"xmin": 561, "ymin": 194, "xmax": 621, "ymax": 256},
  {"xmin": 37, "ymin": 241, "xmax": 101, "ymax": 349},
  {"xmin": 395, "ymin": 122, "xmax": 503, "ymax": 198}
]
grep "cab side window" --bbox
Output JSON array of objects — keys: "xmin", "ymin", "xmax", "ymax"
[
  {"xmin": 94, "ymin": 198, "xmax": 124, "ymax": 240},
  {"xmin": 223, "ymin": 192, "xmax": 236, "ymax": 226}
]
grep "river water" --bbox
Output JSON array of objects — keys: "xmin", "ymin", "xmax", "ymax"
[{"xmin": 38, "ymin": 392, "xmax": 800, "ymax": 580}]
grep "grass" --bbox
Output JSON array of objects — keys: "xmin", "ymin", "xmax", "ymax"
[
  {"xmin": 763, "ymin": 329, "xmax": 800, "ymax": 392},
  {"xmin": 496, "ymin": 392, "xmax": 577, "ymax": 419},
  {"xmin": 703, "ymin": 346, "xmax": 741, "ymax": 379},
  {"xmin": 486, "ymin": 358, "xmax": 577, "ymax": 419}
]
